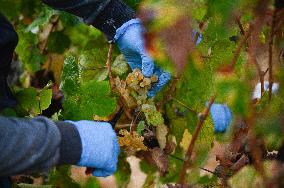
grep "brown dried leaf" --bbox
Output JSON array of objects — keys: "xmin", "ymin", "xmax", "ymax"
[
  {"xmin": 160, "ymin": 17, "xmax": 194, "ymax": 74},
  {"xmin": 231, "ymin": 154, "xmax": 250, "ymax": 172},
  {"xmin": 164, "ymin": 135, "xmax": 177, "ymax": 155},
  {"xmin": 136, "ymin": 147, "xmax": 168, "ymax": 176},
  {"xmin": 42, "ymin": 53, "xmax": 64, "ymax": 84},
  {"xmin": 150, "ymin": 147, "xmax": 169, "ymax": 176}
]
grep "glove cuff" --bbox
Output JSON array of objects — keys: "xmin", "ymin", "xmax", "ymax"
[
  {"xmin": 91, "ymin": 0, "xmax": 136, "ymax": 41},
  {"xmin": 55, "ymin": 121, "xmax": 82, "ymax": 165},
  {"xmin": 114, "ymin": 18, "xmax": 142, "ymax": 42}
]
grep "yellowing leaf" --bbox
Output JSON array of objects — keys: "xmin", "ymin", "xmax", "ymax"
[
  {"xmin": 42, "ymin": 54, "xmax": 64, "ymax": 84},
  {"xmin": 112, "ymin": 54, "xmax": 129, "ymax": 76},
  {"xmin": 180, "ymin": 129, "xmax": 192, "ymax": 153},
  {"xmin": 156, "ymin": 124, "xmax": 168, "ymax": 150}
]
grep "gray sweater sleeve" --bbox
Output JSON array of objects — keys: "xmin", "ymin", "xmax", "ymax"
[
  {"xmin": 42, "ymin": 0, "xmax": 135, "ymax": 41},
  {"xmin": 0, "ymin": 116, "xmax": 82, "ymax": 177}
]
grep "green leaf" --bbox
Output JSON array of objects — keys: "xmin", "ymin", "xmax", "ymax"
[
  {"xmin": 62, "ymin": 56, "xmax": 117, "ymax": 121},
  {"xmin": 255, "ymin": 96, "xmax": 284, "ymax": 150},
  {"xmin": 0, "ymin": 108, "xmax": 17, "ymax": 117},
  {"xmin": 84, "ymin": 177, "xmax": 101, "ymax": 188},
  {"xmin": 59, "ymin": 12, "xmax": 79, "ymax": 27},
  {"xmin": 15, "ymin": 87, "xmax": 39, "ymax": 114},
  {"xmin": 16, "ymin": 31, "xmax": 44, "ymax": 72},
  {"xmin": 48, "ymin": 166, "xmax": 80, "ymax": 188},
  {"xmin": 47, "ymin": 31, "xmax": 71, "ymax": 54},
  {"xmin": 176, "ymin": 60, "xmax": 214, "ymax": 109},
  {"xmin": 15, "ymin": 87, "xmax": 52, "ymax": 115},
  {"xmin": 17, "ymin": 184, "xmax": 52, "ymax": 188},
  {"xmin": 190, "ymin": 0, "xmax": 207, "ymax": 21},
  {"xmin": 115, "ymin": 152, "xmax": 131, "ymax": 188},
  {"xmin": 25, "ymin": 7, "xmax": 57, "ymax": 32},
  {"xmin": 39, "ymin": 88, "xmax": 52, "ymax": 111},
  {"xmin": 197, "ymin": 175, "xmax": 218, "ymax": 187},
  {"xmin": 78, "ymin": 50, "xmax": 108, "ymax": 82},
  {"xmin": 61, "ymin": 56, "xmax": 80, "ymax": 96},
  {"xmin": 228, "ymin": 162, "xmax": 274, "ymax": 188},
  {"xmin": 79, "ymin": 80, "xmax": 116, "ymax": 118},
  {"xmin": 137, "ymin": 121, "xmax": 146, "ymax": 136},
  {"xmin": 194, "ymin": 115, "xmax": 215, "ymax": 165}
]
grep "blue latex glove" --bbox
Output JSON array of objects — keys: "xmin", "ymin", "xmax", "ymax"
[
  {"xmin": 193, "ymin": 31, "xmax": 202, "ymax": 46},
  {"xmin": 68, "ymin": 121, "xmax": 120, "ymax": 177},
  {"xmin": 252, "ymin": 81, "xmax": 279, "ymax": 99},
  {"xmin": 209, "ymin": 103, "xmax": 233, "ymax": 133},
  {"xmin": 114, "ymin": 19, "xmax": 171, "ymax": 97}
]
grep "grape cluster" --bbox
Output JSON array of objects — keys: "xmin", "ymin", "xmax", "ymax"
[
  {"xmin": 115, "ymin": 69, "xmax": 158, "ymax": 107},
  {"xmin": 115, "ymin": 69, "xmax": 164, "ymax": 127}
]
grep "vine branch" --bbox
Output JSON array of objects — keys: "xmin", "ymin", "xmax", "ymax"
[
  {"xmin": 169, "ymin": 154, "xmax": 218, "ymax": 176},
  {"xmin": 230, "ymin": 24, "xmax": 253, "ymax": 69},
  {"xmin": 268, "ymin": 7, "xmax": 276, "ymax": 100},
  {"xmin": 39, "ymin": 15, "xmax": 60, "ymax": 54},
  {"xmin": 157, "ymin": 77, "xmax": 179, "ymax": 109},
  {"xmin": 178, "ymin": 96, "xmax": 215, "ymax": 185},
  {"xmin": 106, "ymin": 43, "xmax": 115, "ymax": 91},
  {"xmin": 235, "ymin": 16, "xmax": 245, "ymax": 35}
]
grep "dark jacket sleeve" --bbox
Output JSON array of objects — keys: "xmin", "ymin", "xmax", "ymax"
[
  {"xmin": 0, "ymin": 116, "xmax": 82, "ymax": 177},
  {"xmin": 42, "ymin": 0, "xmax": 135, "ymax": 41}
]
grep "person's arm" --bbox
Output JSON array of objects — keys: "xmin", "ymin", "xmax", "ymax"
[
  {"xmin": 42, "ymin": 0, "xmax": 135, "ymax": 41},
  {"xmin": 0, "ymin": 116, "xmax": 82, "ymax": 176},
  {"xmin": 43, "ymin": 0, "xmax": 171, "ymax": 97},
  {"xmin": 0, "ymin": 116, "xmax": 119, "ymax": 177}
]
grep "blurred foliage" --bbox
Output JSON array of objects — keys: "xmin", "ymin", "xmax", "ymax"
[{"xmin": 228, "ymin": 162, "xmax": 275, "ymax": 188}]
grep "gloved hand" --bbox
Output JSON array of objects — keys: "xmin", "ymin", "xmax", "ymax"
[
  {"xmin": 252, "ymin": 81, "xmax": 279, "ymax": 99},
  {"xmin": 114, "ymin": 18, "xmax": 171, "ymax": 97},
  {"xmin": 68, "ymin": 121, "xmax": 120, "ymax": 177},
  {"xmin": 193, "ymin": 31, "xmax": 202, "ymax": 46},
  {"xmin": 209, "ymin": 103, "xmax": 233, "ymax": 133}
]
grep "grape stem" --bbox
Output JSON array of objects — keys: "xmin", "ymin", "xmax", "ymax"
[
  {"xmin": 169, "ymin": 154, "xmax": 218, "ymax": 176},
  {"xmin": 228, "ymin": 24, "xmax": 253, "ymax": 70},
  {"xmin": 130, "ymin": 111, "xmax": 141, "ymax": 133},
  {"xmin": 39, "ymin": 15, "xmax": 60, "ymax": 54},
  {"xmin": 172, "ymin": 98, "xmax": 197, "ymax": 114}
]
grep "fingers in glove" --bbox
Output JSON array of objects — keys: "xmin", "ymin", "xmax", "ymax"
[
  {"xmin": 210, "ymin": 104, "xmax": 232, "ymax": 132},
  {"xmin": 92, "ymin": 168, "xmax": 114, "ymax": 177},
  {"xmin": 141, "ymin": 52, "xmax": 154, "ymax": 77},
  {"xmin": 124, "ymin": 52, "xmax": 142, "ymax": 70},
  {"xmin": 148, "ymin": 71, "xmax": 171, "ymax": 97}
]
